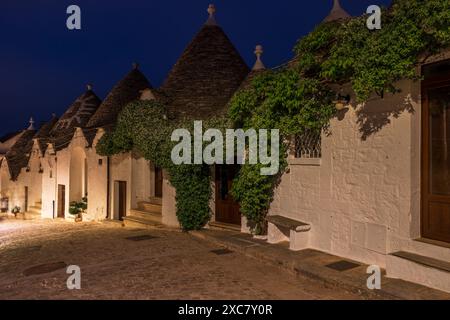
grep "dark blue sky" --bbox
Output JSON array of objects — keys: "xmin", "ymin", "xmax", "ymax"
[{"xmin": 0, "ymin": 0, "xmax": 391, "ymax": 136}]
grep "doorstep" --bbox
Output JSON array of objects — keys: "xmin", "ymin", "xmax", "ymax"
[{"xmin": 190, "ymin": 229, "xmax": 450, "ymax": 300}]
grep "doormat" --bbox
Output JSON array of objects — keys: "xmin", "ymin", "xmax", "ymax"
[
  {"xmin": 325, "ymin": 260, "xmax": 360, "ymax": 272},
  {"xmin": 211, "ymin": 248, "xmax": 234, "ymax": 255},
  {"xmin": 126, "ymin": 235, "xmax": 158, "ymax": 242},
  {"xmin": 23, "ymin": 262, "xmax": 67, "ymax": 276}
]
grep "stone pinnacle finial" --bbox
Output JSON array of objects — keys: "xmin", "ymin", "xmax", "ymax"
[
  {"xmin": 206, "ymin": 4, "xmax": 217, "ymax": 26},
  {"xmin": 252, "ymin": 45, "xmax": 266, "ymax": 71},
  {"xmin": 132, "ymin": 62, "xmax": 139, "ymax": 70},
  {"xmin": 324, "ymin": 0, "xmax": 351, "ymax": 22},
  {"xmin": 86, "ymin": 84, "xmax": 93, "ymax": 91},
  {"xmin": 28, "ymin": 117, "xmax": 35, "ymax": 130}
]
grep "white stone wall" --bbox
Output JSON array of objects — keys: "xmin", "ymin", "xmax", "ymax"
[
  {"xmin": 86, "ymin": 130, "xmax": 108, "ymax": 221},
  {"xmin": 0, "ymin": 161, "xmax": 15, "ymax": 210},
  {"xmin": 131, "ymin": 156, "xmax": 153, "ymax": 208},
  {"xmin": 0, "ymin": 158, "xmax": 7, "ymax": 198},
  {"xmin": 162, "ymin": 171, "xmax": 179, "ymax": 228},
  {"xmin": 38, "ymin": 128, "xmax": 158, "ymax": 222},
  {"xmin": 108, "ymin": 152, "xmax": 155, "ymax": 220},
  {"xmin": 0, "ymin": 140, "xmax": 45, "ymax": 213},
  {"xmin": 269, "ymin": 79, "xmax": 420, "ymax": 268},
  {"xmin": 41, "ymin": 148, "xmax": 57, "ymax": 219}
]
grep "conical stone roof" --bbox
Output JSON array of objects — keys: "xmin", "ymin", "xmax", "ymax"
[
  {"xmin": 5, "ymin": 128, "xmax": 36, "ymax": 181},
  {"xmin": 50, "ymin": 85, "xmax": 102, "ymax": 151},
  {"xmin": 35, "ymin": 115, "xmax": 59, "ymax": 155},
  {"xmin": 6, "ymin": 116, "xmax": 59, "ymax": 180},
  {"xmin": 87, "ymin": 67, "xmax": 151, "ymax": 128},
  {"xmin": 161, "ymin": 7, "xmax": 249, "ymax": 119}
]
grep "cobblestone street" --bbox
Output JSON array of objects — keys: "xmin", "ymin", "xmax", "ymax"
[{"xmin": 0, "ymin": 219, "xmax": 364, "ymax": 300}]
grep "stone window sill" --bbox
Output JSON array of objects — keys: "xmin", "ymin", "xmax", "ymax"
[{"xmin": 288, "ymin": 158, "xmax": 321, "ymax": 166}]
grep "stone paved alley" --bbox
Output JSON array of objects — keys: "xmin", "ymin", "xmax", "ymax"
[{"xmin": 0, "ymin": 219, "xmax": 364, "ymax": 300}]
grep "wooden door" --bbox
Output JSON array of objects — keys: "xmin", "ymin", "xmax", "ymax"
[
  {"xmin": 57, "ymin": 185, "xmax": 65, "ymax": 218},
  {"xmin": 422, "ymin": 80, "xmax": 450, "ymax": 243},
  {"xmin": 154, "ymin": 167, "xmax": 163, "ymax": 198},
  {"xmin": 215, "ymin": 165, "xmax": 241, "ymax": 226},
  {"xmin": 118, "ymin": 181, "xmax": 127, "ymax": 221}
]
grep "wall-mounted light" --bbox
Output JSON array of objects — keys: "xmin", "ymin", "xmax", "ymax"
[{"xmin": 334, "ymin": 94, "xmax": 351, "ymax": 111}]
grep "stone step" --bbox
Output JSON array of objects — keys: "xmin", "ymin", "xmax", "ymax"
[
  {"xmin": 149, "ymin": 197, "xmax": 162, "ymax": 206},
  {"xmin": 123, "ymin": 216, "xmax": 163, "ymax": 230},
  {"xmin": 209, "ymin": 221, "xmax": 241, "ymax": 232},
  {"xmin": 391, "ymin": 251, "xmax": 450, "ymax": 273},
  {"xmin": 403, "ymin": 238, "xmax": 450, "ymax": 262},
  {"xmin": 28, "ymin": 206, "xmax": 41, "ymax": 214},
  {"xmin": 16, "ymin": 212, "xmax": 41, "ymax": 220},
  {"xmin": 138, "ymin": 201, "xmax": 162, "ymax": 214},
  {"xmin": 387, "ymin": 251, "xmax": 450, "ymax": 293},
  {"xmin": 129, "ymin": 209, "xmax": 162, "ymax": 223}
]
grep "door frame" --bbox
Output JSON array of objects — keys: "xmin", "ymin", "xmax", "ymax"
[
  {"xmin": 214, "ymin": 164, "xmax": 242, "ymax": 226},
  {"xmin": 114, "ymin": 181, "xmax": 127, "ymax": 221},
  {"xmin": 421, "ymin": 77, "xmax": 450, "ymax": 242},
  {"xmin": 24, "ymin": 186, "xmax": 28, "ymax": 213},
  {"xmin": 154, "ymin": 166, "xmax": 163, "ymax": 198},
  {"xmin": 57, "ymin": 184, "xmax": 65, "ymax": 218}
]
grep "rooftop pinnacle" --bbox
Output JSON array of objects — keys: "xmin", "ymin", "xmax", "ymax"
[
  {"xmin": 27, "ymin": 117, "xmax": 35, "ymax": 130},
  {"xmin": 252, "ymin": 45, "xmax": 266, "ymax": 71},
  {"xmin": 324, "ymin": 0, "xmax": 351, "ymax": 22},
  {"xmin": 205, "ymin": 4, "xmax": 217, "ymax": 26}
]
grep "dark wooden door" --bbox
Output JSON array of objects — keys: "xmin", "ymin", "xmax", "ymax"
[
  {"xmin": 154, "ymin": 167, "xmax": 163, "ymax": 198},
  {"xmin": 422, "ymin": 80, "xmax": 450, "ymax": 243},
  {"xmin": 24, "ymin": 187, "xmax": 28, "ymax": 212},
  {"xmin": 118, "ymin": 181, "xmax": 127, "ymax": 221},
  {"xmin": 215, "ymin": 165, "xmax": 241, "ymax": 226},
  {"xmin": 57, "ymin": 185, "xmax": 65, "ymax": 218}
]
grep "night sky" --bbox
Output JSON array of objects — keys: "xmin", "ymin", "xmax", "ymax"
[{"xmin": 0, "ymin": 0, "xmax": 391, "ymax": 136}]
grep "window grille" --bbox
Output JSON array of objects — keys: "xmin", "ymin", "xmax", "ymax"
[{"xmin": 294, "ymin": 129, "xmax": 322, "ymax": 159}]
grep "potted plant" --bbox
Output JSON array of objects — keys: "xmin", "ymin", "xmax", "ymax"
[
  {"xmin": 11, "ymin": 206, "xmax": 21, "ymax": 217},
  {"xmin": 69, "ymin": 197, "xmax": 87, "ymax": 222}
]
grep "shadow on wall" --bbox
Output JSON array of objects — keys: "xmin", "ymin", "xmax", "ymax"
[{"xmin": 355, "ymin": 90, "xmax": 416, "ymax": 141}]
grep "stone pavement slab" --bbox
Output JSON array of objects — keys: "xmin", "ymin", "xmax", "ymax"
[
  {"xmin": 0, "ymin": 219, "xmax": 363, "ymax": 300},
  {"xmin": 190, "ymin": 229, "xmax": 450, "ymax": 300}
]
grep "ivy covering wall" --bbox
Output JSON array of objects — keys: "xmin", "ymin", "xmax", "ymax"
[{"xmin": 98, "ymin": 0, "xmax": 450, "ymax": 232}]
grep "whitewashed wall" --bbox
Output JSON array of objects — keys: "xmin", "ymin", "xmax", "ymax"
[{"xmin": 269, "ymin": 79, "xmax": 420, "ymax": 268}]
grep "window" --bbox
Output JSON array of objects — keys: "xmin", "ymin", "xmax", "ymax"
[{"xmin": 294, "ymin": 129, "xmax": 322, "ymax": 159}]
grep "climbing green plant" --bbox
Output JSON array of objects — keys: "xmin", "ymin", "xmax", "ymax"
[
  {"xmin": 229, "ymin": 0, "xmax": 450, "ymax": 233},
  {"xmin": 229, "ymin": 69, "xmax": 335, "ymax": 234},
  {"xmin": 97, "ymin": 100, "xmax": 231, "ymax": 231}
]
